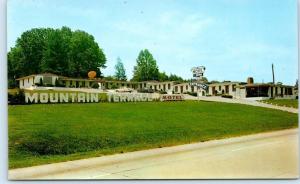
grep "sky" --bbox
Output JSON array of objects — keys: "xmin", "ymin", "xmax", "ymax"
[{"xmin": 7, "ymin": 0, "xmax": 298, "ymax": 85}]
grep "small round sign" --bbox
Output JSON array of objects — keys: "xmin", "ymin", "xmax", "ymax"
[{"xmin": 88, "ymin": 71, "xmax": 97, "ymax": 79}]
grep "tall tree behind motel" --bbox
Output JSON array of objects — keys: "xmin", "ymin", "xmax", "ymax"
[
  {"xmin": 114, "ymin": 57, "xmax": 127, "ymax": 81},
  {"xmin": 132, "ymin": 49, "xmax": 159, "ymax": 81},
  {"xmin": 7, "ymin": 26, "xmax": 107, "ymax": 88}
]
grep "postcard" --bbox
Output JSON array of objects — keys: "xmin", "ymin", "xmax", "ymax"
[{"xmin": 7, "ymin": 0, "xmax": 298, "ymax": 180}]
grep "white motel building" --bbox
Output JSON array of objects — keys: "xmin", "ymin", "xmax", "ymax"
[{"xmin": 16, "ymin": 73, "xmax": 297, "ymax": 100}]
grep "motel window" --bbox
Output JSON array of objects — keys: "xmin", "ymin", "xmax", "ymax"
[
  {"xmin": 191, "ymin": 86, "xmax": 194, "ymax": 92},
  {"xmin": 144, "ymin": 83, "xmax": 146, "ymax": 87},
  {"xmin": 232, "ymin": 85, "xmax": 236, "ymax": 92},
  {"xmin": 287, "ymin": 88, "xmax": 293, "ymax": 95},
  {"xmin": 175, "ymin": 86, "xmax": 178, "ymax": 92},
  {"xmin": 44, "ymin": 76, "xmax": 52, "ymax": 85},
  {"xmin": 285, "ymin": 88, "xmax": 287, "ymax": 95},
  {"xmin": 168, "ymin": 83, "xmax": 171, "ymax": 89},
  {"xmin": 219, "ymin": 86, "xmax": 221, "ymax": 91},
  {"xmin": 186, "ymin": 85, "xmax": 188, "ymax": 90}
]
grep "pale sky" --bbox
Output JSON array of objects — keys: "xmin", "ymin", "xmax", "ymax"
[{"xmin": 7, "ymin": 0, "xmax": 298, "ymax": 85}]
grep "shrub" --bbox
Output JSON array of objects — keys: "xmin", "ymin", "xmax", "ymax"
[
  {"xmin": 54, "ymin": 79, "xmax": 65, "ymax": 87},
  {"xmin": 39, "ymin": 78, "xmax": 43, "ymax": 86},
  {"xmin": 99, "ymin": 93, "xmax": 108, "ymax": 102},
  {"xmin": 45, "ymin": 84, "xmax": 54, "ymax": 87},
  {"xmin": 221, "ymin": 94, "xmax": 233, "ymax": 99},
  {"xmin": 137, "ymin": 89, "xmax": 154, "ymax": 93},
  {"xmin": 187, "ymin": 92, "xmax": 197, "ymax": 97},
  {"xmin": 91, "ymin": 82, "xmax": 99, "ymax": 89},
  {"xmin": 110, "ymin": 84, "xmax": 118, "ymax": 89},
  {"xmin": 158, "ymin": 91, "xmax": 167, "ymax": 94},
  {"xmin": 8, "ymin": 90, "xmax": 25, "ymax": 105},
  {"xmin": 8, "ymin": 79, "xmax": 18, "ymax": 89}
]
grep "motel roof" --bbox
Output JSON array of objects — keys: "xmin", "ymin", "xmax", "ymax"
[
  {"xmin": 208, "ymin": 81, "xmax": 242, "ymax": 86},
  {"xmin": 60, "ymin": 77, "xmax": 104, "ymax": 82},
  {"xmin": 16, "ymin": 73, "xmax": 59, "ymax": 80},
  {"xmin": 237, "ymin": 83, "xmax": 294, "ymax": 89}
]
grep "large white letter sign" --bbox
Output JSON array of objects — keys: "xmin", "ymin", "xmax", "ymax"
[
  {"xmin": 39, "ymin": 93, "xmax": 49, "ymax": 103},
  {"xmin": 25, "ymin": 93, "xmax": 38, "ymax": 103},
  {"xmin": 59, "ymin": 93, "xmax": 69, "ymax": 103},
  {"xmin": 90, "ymin": 93, "xmax": 99, "ymax": 102},
  {"xmin": 50, "ymin": 93, "xmax": 59, "ymax": 103},
  {"xmin": 77, "ymin": 93, "xmax": 86, "ymax": 102}
]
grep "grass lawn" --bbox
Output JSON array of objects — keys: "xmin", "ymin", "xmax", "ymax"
[
  {"xmin": 8, "ymin": 101, "xmax": 298, "ymax": 169},
  {"xmin": 260, "ymin": 99, "xmax": 298, "ymax": 108}
]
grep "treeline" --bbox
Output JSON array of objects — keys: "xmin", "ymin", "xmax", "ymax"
[
  {"xmin": 8, "ymin": 27, "xmax": 193, "ymax": 88},
  {"xmin": 8, "ymin": 26, "xmax": 106, "ymax": 87},
  {"xmin": 130, "ymin": 49, "xmax": 186, "ymax": 82}
]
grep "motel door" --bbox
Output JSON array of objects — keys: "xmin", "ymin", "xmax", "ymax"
[
  {"xmin": 270, "ymin": 87, "xmax": 273, "ymax": 98},
  {"xmin": 225, "ymin": 85, "xmax": 229, "ymax": 94}
]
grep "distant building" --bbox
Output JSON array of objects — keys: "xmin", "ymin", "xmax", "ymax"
[
  {"xmin": 16, "ymin": 73, "xmax": 297, "ymax": 99},
  {"xmin": 207, "ymin": 77, "xmax": 295, "ymax": 100}
]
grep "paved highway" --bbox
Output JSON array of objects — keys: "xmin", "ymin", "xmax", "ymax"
[{"xmin": 9, "ymin": 129, "xmax": 299, "ymax": 179}]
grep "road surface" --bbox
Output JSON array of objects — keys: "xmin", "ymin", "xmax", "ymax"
[{"xmin": 9, "ymin": 129, "xmax": 299, "ymax": 180}]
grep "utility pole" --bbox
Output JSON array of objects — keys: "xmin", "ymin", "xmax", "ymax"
[{"xmin": 272, "ymin": 63, "xmax": 275, "ymax": 84}]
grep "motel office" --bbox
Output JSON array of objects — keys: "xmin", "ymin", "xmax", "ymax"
[
  {"xmin": 16, "ymin": 73, "xmax": 297, "ymax": 99},
  {"xmin": 208, "ymin": 79, "xmax": 295, "ymax": 99}
]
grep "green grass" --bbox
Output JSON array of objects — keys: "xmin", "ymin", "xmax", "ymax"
[
  {"xmin": 260, "ymin": 99, "xmax": 298, "ymax": 108},
  {"xmin": 8, "ymin": 101, "xmax": 298, "ymax": 169}
]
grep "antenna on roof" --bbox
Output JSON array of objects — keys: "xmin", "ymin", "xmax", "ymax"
[{"xmin": 272, "ymin": 63, "xmax": 275, "ymax": 84}]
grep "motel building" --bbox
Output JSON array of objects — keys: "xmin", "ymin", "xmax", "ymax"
[
  {"xmin": 16, "ymin": 73, "xmax": 297, "ymax": 100},
  {"xmin": 207, "ymin": 77, "xmax": 296, "ymax": 100}
]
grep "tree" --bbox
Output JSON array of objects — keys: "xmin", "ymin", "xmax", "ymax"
[
  {"xmin": 68, "ymin": 30, "xmax": 106, "ymax": 78},
  {"xmin": 41, "ymin": 27, "xmax": 71, "ymax": 75},
  {"xmin": 8, "ymin": 28, "xmax": 52, "ymax": 80},
  {"xmin": 169, "ymin": 74, "xmax": 184, "ymax": 82},
  {"xmin": 201, "ymin": 77, "xmax": 208, "ymax": 83},
  {"xmin": 210, "ymin": 80, "xmax": 220, "ymax": 83},
  {"xmin": 132, "ymin": 49, "xmax": 159, "ymax": 81},
  {"xmin": 103, "ymin": 75, "xmax": 116, "ymax": 81},
  {"xmin": 114, "ymin": 57, "xmax": 127, "ymax": 81},
  {"xmin": 158, "ymin": 72, "xmax": 169, "ymax": 82},
  {"xmin": 39, "ymin": 78, "xmax": 43, "ymax": 86},
  {"xmin": 7, "ymin": 27, "xmax": 107, "ymax": 87}
]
